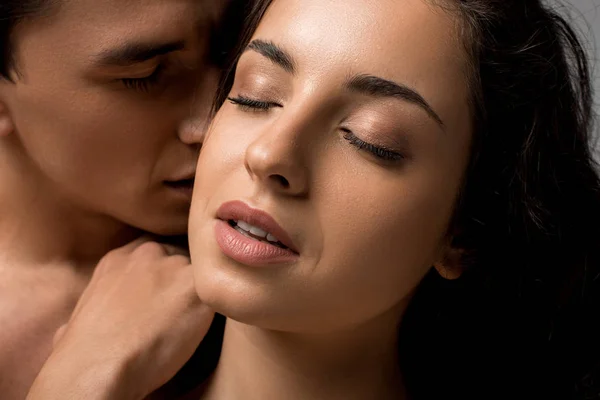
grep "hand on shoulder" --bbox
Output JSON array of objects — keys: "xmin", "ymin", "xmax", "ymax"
[{"xmin": 27, "ymin": 237, "xmax": 214, "ymax": 400}]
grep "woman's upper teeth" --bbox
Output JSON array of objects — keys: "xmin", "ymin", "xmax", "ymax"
[{"xmin": 236, "ymin": 220, "xmax": 279, "ymax": 243}]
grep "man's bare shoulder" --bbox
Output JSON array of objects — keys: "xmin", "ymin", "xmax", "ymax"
[{"xmin": 0, "ymin": 263, "xmax": 88, "ymax": 400}]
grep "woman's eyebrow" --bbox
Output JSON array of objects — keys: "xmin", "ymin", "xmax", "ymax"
[
  {"xmin": 346, "ymin": 74, "xmax": 445, "ymax": 130},
  {"xmin": 93, "ymin": 40, "xmax": 186, "ymax": 67},
  {"xmin": 244, "ymin": 39, "xmax": 296, "ymax": 74},
  {"xmin": 243, "ymin": 40, "xmax": 445, "ymax": 130}
]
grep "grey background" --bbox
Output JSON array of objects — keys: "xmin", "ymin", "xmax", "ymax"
[{"xmin": 557, "ymin": 0, "xmax": 599, "ymax": 159}]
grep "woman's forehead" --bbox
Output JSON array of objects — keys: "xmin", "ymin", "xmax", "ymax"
[
  {"xmin": 254, "ymin": 0, "xmax": 466, "ymax": 83},
  {"xmin": 251, "ymin": 0, "xmax": 471, "ymax": 137}
]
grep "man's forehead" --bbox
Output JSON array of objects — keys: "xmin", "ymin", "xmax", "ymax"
[{"xmin": 58, "ymin": 0, "xmax": 216, "ymax": 26}]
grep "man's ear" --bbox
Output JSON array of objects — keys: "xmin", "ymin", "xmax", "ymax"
[
  {"xmin": 0, "ymin": 97, "xmax": 16, "ymax": 138},
  {"xmin": 433, "ymin": 246, "xmax": 465, "ymax": 280}
]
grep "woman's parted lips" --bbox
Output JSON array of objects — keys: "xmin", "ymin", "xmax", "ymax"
[{"xmin": 216, "ymin": 200, "xmax": 299, "ymax": 253}]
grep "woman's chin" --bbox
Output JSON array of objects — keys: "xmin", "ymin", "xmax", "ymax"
[{"xmin": 192, "ymin": 266, "xmax": 294, "ymax": 331}]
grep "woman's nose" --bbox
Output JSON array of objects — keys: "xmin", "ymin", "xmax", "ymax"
[{"xmin": 244, "ymin": 131, "xmax": 309, "ymax": 197}]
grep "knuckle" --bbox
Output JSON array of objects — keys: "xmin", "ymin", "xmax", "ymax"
[
  {"xmin": 162, "ymin": 244, "xmax": 190, "ymax": 258},
  {"xmin": 101, "ymin": 246, "xmax": 123, "ymax": 261},
  {"xmin": 133, "ymin": 241, "xmax": 166, "ymax": 258},
  {"xmin": 96, "ymin": 249, "xmax": 122, "ymax": 271}
]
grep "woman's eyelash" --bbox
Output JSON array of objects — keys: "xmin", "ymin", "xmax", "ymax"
[
  {"xmin": 227, "ymin": 95, "xmax": 280, "ymax": 111},
  {"xmin": 121, "ymin": 64, "xmax": 165, "ymax": 92},
  {"xmin": 227, "ymin": 96, "xmax": 402, "ymax": 162},
  {"xmin": 342, "ymin": 129, "xmax": 404, "ymax": 162}
]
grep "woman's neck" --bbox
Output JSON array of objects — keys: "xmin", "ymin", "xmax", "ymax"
[
  {"xmin": 201, "ymin": 307, "xmax": 407, "ymax": 400},
  {"xmin": 0, "ymin": 143, "xmax": 141, "ymax": 267}
]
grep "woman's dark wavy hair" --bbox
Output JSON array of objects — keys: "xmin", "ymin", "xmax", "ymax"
[{"xmin": 215, "ymin": 1, "xmax": 600, "ymax": 399}]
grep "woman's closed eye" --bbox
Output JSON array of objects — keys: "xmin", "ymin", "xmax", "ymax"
[
  {"xmin": 341, "ymin": 128, "xmax": 405, "ymax": 162},
  {"xmin": 228, "ymin": 94, "xmax": 405, "ymax": 163},
  {"xmin": 228, "ymin": 95, "xmax": 282, "ymax": 112}
]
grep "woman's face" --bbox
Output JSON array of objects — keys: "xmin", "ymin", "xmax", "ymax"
[
  {"xmin": 190, "ymin": 0, "xmax": 473, "ymax": 332},
  {"xmin": 0, "ymin": 0, "xmax": 223, "ymax": 235}
]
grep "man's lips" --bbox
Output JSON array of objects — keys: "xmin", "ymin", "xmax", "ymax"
[
  {"xmin": 164, "ymin": 177, "xmax": 195, "ymax": 197},
  {"xmin": 164, "ymin": 177, "xmax": 195, "ymax": 188}
]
